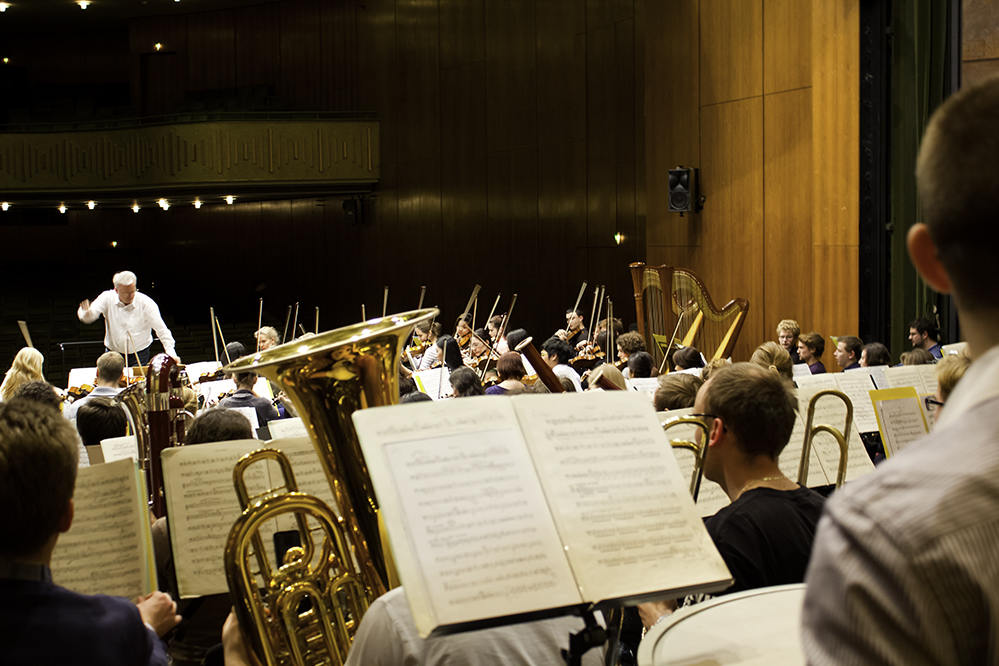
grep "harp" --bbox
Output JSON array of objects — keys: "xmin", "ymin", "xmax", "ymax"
[{"xmin": 629, "ymin": 262, "xmax": 749, "ymax": 368}]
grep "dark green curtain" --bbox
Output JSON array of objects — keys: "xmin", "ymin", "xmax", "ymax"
[{"xmin": 889, "ymin": 0, "xmax": 954, "ymax": 357}]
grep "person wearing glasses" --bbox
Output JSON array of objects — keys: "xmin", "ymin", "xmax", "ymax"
[
  {"xmin": 638, "ymin": 362, "xmax": 825, "ymax": 629},
  {"xmin": 924, "ymin": 352, "xmax": 972, "ymax": 425}
]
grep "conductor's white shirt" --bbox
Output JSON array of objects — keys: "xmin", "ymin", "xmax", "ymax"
[{"xmin": 77, "ymin": 290, "xmax": 178, "ymax": 360}]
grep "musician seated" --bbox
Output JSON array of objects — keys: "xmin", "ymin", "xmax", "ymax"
[
  {"xmin": 11, "ymin": 380, "xmax": 63, "ymax": 412},
  {"xmin": 454, "ymin": 314, "xmax": 473, "ymax": 348},
  {"xmin": 540, "ymin": 337, "xmax": 583, "ymax": 391},
  {"xmin": 0, "ymin": 346, "xmax": 45, "ymax": 402},
  {"xmin": 749, "ymin": 341, "xmax": 792, "ymax": 380},
  {"xmin": 900, "ymin": 348, "xmax": 935, "ymax": 365},
  {"xmin": 640, "ymin": 363, "xmax": 825, "ymax": 627},
  {"xmin": 616, "ymin": 331, "xmax": 646, "ymax": 378},
  {"xmin": 929, "ymin": 351, "xmax": 971, "ymax": 424},
  {"xmin": 486, "ymin": 315, "xmax": 509, "ymax": 354},
  {"xmin": 833, "ymin": 336, "xmax": 863, "ymax": 371},
  {"xmin": 484, "ymin": 353, "xmax": 528, "ymax": 395},
  {"xmin": 64, "ymin": 351, "xmax": 124, "ymax": 420},
  {"xmin": 505, "ymin": 329, "xmax": 533, "ymax": 375},
  {"xmin": 860, "ymin": 342, "xmax": 892, "ymax": 367},
  {"xmin": 796, "ymin": 332, "xmax": 827, "ymax": 374},
  {"xmin": 0, "ymin": 399, "xmax": 180, "ymax": 665},
  {"xmin": 653, "ymin": 373, "xmax": 702, "ymax": 411},
  {"xmin": 555, "ymin": 307, "xmax": 588, "ymax": 349},
  {"xmin": 450, "ymin": 367, "xmax": 485, "ymax": 397},
  {"xmin": 76, "ymin": 398, "xmax": 127, "ymax": 447},
  {"xmin": 401, "ymin": 391, "xmax": 433, "ymax": 403},
  {"xmin": 908, "ymin": 315, "xmax": 943, "ymax": 359},
  {"xmin": 344, "ymin": 586, "xmax": 603, "ymax": 666},
  {"xmin": 776, "ymin": 319, "xmax": 801, "ymax": 364},
  {"xmin": 414, "ymin": 321, "xmax": 443, "ymax": 371},
  {"xmin": 151, "ymin": 408, "xmax": 253, "ymax": 666},
  {"xmin": 435, "ymin": 335, "xmax": 465, "ymax": 372},
  {"xmin": 219, "ymin": 372, "xmax": 279, "ymax": 425},
  {"xmin": 465, "ymin": 327, "xmax": 492, "ymax": 365},
  {"xmin": 672, "ymin": 346, "xmax": 705, "ymax": 371},
  {"xmin": 254, "ymin": 326, "xmax": 280, "ymax": 351},
  {"xmin": 627, "ymin": 351, "xmax": 655, "ymax": 379},
  {"xmin": 585, "ymin": 363, "xmax": 626, "ymax": 391}
]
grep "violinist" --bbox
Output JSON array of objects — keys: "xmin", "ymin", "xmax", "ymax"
[
  {"xmin": 435, "ymin": 335, "xmax": 465, "ymax": 373},
  {"xmin": 219, "ymin": 371, "xmax": 280, "ymax": 426},
  {"xmin": 64, "ymin": 352, "xmax": 125, "ymax": 420},
  {"xmin": 413, "ymin": 321, "xmax": 443, "ymax": 371},
  {"xmin": 540, "ymin": 337, "xmax": 583, "ymax": 391},
  {"xmin": 254, "ymin": 326, "xmax": 280, "ymax": 351},
  {"xmin": 464, "ymin": 328, "xmax": 494, "ymax": 367},
  {"xmin": 454, "ymin": 314, "xmax": 473, "ymax": 350},
  {"xmin": 555, "ymin": 308, "xmax": 588, "ymax": 349},
  {"xmin": 615, "ymin": 331, "xmax": 646, "ymax": 379},
  {"xmin": 486, "ymin": 315, "xmax": 509, "ymax": 354}
]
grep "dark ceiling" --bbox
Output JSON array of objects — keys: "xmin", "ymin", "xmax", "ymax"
[{"xmin": 0, "ymin": 0, "xmax": 277, "ymax": 31}]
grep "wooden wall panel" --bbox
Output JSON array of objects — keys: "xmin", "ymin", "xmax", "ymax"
[
  {"xmin": 234, "ymin": 4, "xmax": 281, "ymax": 89},
  {"xmin": 645, "ymin": 0, "xmax": 699, "ymax": 249},
  {"xmin": 811, "ymin": 244, "xmax": 860, "ymax": 345},
  {"xmin": 763, "ymin": 88, "xmax": 812, "ymax": 333},
  {"xmin": 278, "ymin": 0, "xmax": 322, "ymax": 109},
  {"xmin": 763, "ymin": 0, "xmax": 810, "ymax": 94},
  {"xmin": 962, "ymin": 0, "xmax": 999, "ymax": 87},
  {"xmin": 699, "ymin": 97, "xmax": 765, "ymax": 361},
  {"xmin": 187, "ymin": 11, "xmax": 236, "ymax": 92},
  {"xmin": 700, "ymin": 0, "xmax": 762, "ymax": 106}
]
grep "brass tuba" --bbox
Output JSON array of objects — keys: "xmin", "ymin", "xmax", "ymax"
[
  {"xmin": 223, "ymin": 308, "xmax": 438, "ymax": 663},
  {"xmin": 797, "ymin": 389, "xmax": 853, "ymax": 488}
]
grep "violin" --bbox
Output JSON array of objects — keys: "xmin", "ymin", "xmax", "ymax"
[
  {"xmin": 198, "ymin": 368, "xmax": 226, "ymax": 383},
  {"xmin": 569, "ymin": 344, "xmax": 605, "ymax": 373},
  {"xmin": 66, "ymin": 384, "xmax": 94, "ymax": 402}
]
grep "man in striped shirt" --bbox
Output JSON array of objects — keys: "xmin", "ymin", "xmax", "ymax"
[{"xmin": 802, "ymin": 77, "xmax": 999, "ymax": 664}]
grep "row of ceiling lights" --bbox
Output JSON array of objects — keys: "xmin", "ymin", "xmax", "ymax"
[
  {"xmin": 0, "ymin": 1, "xmax": 182, "ymax": 10},
  {"xmin": 0, "ymin": 195, "xmax": 237, "ymax": 212}
]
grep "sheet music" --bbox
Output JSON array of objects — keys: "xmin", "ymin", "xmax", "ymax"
[
  {"xmin": 67, "ymin": 367, "xmax": 98, "ymax": 390},
  {"xmin": 867, "ymin": 365, "xmax": 890, "ymax": 389},
  {"xmin": 100, "ymin": 435, "xmax": 139, "ymax": 463},
  {"xmin": 871, "ymin": 388, "xmax": 929, "ymax": 457},
  {"xmin": 230, "ymin": 407, "xmax": 260, "ymax": 437},
  {"xmin": 884, "ymin": 366, "xmax": 930, "ymax": 394},
  {"xmin": 793, "ymin": 378, "xmax": 875, "ymax": 485},
  {"xmin": 77, "ymin": 435, "xmax": 90, "ymax": 467},
  {"xmin": 831, "ymin": 370, "xmax": 879, "ymax": 433},
  {"xmin": 792, "ymin": 363, "xmax": 811, "ymax": 379},
  {"xmin": 50, "ymin": 459, "xmax": 154, "ymax": 599},
  {"xmin": 162, "ymin": 440, "xmax": 273, "ymax": 597},
  {"xmin": 267, "ymin": 417, "xmax": 308, "ymax": 439},
  {"xmin": 412, "ymin": 368, "xmax": 453, "ymax": 400},
  {"xmin": 783, "ymin": 413, "xmax": 830, "ymax": 487},
  {"xmin": 267, "ymin": 437, "xmax": 340, "ymax": 518},
  {"xmin": 355, "ymin": 399, "xmax": 578, "ymax": 636},
  {"xmin": 514, "ymin": 392, "xmax": 731, "ymax": 604},
  {"xmin": 628, "ymin": 377, "xmax": 660, "ymax": 396}
]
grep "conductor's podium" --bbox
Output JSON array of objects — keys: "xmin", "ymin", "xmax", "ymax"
[{"xmin": 638, "ymin": 584, "xmax": 806, "ymax": 665}]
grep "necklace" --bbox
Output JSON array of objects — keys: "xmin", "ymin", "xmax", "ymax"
[{"xmin": 737, "ymin": 474, "xmax": 788, "ymax": 498}]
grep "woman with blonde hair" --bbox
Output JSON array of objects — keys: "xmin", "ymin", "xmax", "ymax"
[
  {"xmin": 1, "ymin": 347, "xmax": 46, "ymax": 401},
  {"xmin": 750, "ymin": 341, "xmax": 793, "ymax": 380}
]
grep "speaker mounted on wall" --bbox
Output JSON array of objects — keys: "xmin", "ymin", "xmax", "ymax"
[{"xmin": 667, "ymin": 166, "xmax": 702, "ymax": 214}]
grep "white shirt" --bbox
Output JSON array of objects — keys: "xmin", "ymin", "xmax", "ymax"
[
  {"xmin": 802, "ymin": 344, "xmax": 999, "ymax": 665},
  {"xmin": 63, "ymin": 385, "xmax": 121, "ymax": 420},
  {"xmin": 345, "ymin": 587, "xmax": 603, "ymax": 666},
  {"xmin": 553, "ymin": 363, "xmax": 583, "ymax": 391},
  {"xmin": 77, "ymin": 290, "xmax": 178, "ymax": 359}
]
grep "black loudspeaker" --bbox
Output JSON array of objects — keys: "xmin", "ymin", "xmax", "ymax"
[{"xmin": 667, "ymin": 166, "xmax": 699, "ymax": 213}]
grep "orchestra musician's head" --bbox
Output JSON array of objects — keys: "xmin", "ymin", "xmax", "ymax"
[
  {"xmin": 13, "ymin": 380, "xmax": 62, "ymax": 411},
  {"xmin": 255, "ymin": 326, "xmax": 280, "ymax": 350},
  {"xmin": 749, "ymin": 341, "xmax": 792, "ymax": 380},
  {"xmin": 496, "ymin": 352, "xmax": 527, "ymax": 382},
  {"xmin": 469, "ymin": 328, "xmax": 489, "ymax": 357},
  {"xmin": 860, "ymin": 342, "xmax": 891, "ymax": 367},
  {"xmin": 695, "ymin": 363, "xmax": 797, "ymax": 498},
  {"xmin": 540, "ymin": 337, "xmax": 573, "ymax": 368},
  {"xmin": 906, "ymin": 316, "xmax": 940, "ymax": 351},
  {"xmin": 455, "ymin": 314, "xmax": 473, "ymax": 338},
  {"xmin": 0, "ymin": 399, "xmax": 79, "ymax": 564},
  {"xmin": 415, "ymin": 320, "xmax": 442, "ymax": 343},
  {"xmin": 616, "ymin": 331, "xmax": 646, "ymax": 363},
  {"xmin": 486, "ymin": 315, "xmax": 504, "ymax": 341},
  {"xmin": 932, "ymin": 351, "xmax": 972, "ymax": 423},
  {"xmin": 76, "ymin": 397, "xmax": 127, "ymax": 447},
  {"xmin": 653, "ymin": 373, "xmax": 702, "ymax": 411},
  {"xmin": 234, "ymin": 371, "xmax": 259, "ymax": 391},
  {"xmin": 565, "ymin": 308, "xmax": 585, "ymax": 332},
  {"xmin": 95, "ymin": 351, "xmax": 125, "ymax": 387},
  {"xmin": 1, "ymin": 346, "xmax": 45, "ymax": 401},
  {"xmin": 627, "ymin": 351, "xmax": 655, "ymax": 379},
  {"xmin": 776, "ymin": 319, "xmax": 800, "ymax": 354},
  {"xmin": 505, "ymin": 328, "xmax": 529, "ymax": 352},
  {"xmin": 833, "ymin": 336, "xmax": 863, "ymax": 369},
  {"xmin": 796, "ymin": 332, "xmax": 824, "ymax": 365},
  {"xmin": 185, "ymin": 408, "xmax": 254, "ymax": 444},
  {"xmin": 112, "ymin": 270, "xmax": 137, "ymax": 306},
  {"xmin": 435, "ymin": 335, "xmax": 464, "ymax": 372},
  {"xmin": 672, "ymin": 346, "xmax": 704, "ymax": 371},
  {"xmin": 913, "ymin": 76, "xmax": 999, "ymax": 355},
  {"xmin": 449, "ymin": 367, "xmax": 485, "ymax": 397}
]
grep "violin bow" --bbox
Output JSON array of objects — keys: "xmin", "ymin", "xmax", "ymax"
[
  {"xmin": 256, "ymin": 298, "xmax": 263, "ymax": 353},
  {"xmin": 210, "ymin": 306, "xmax": 220, "ymax": 364}
]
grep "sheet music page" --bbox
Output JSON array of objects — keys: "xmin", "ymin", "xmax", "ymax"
[
  {"xmin": 267, "ymin": 417, "xmax": 308, "ymax": 439},
  {"xmin": 660, "ymin": 409, "xmax": 729, "ymax": 518},
  {"xmin": 792, "ymin": 363, "xmax": 812, "ymax": 379},
  {"xmin": 513, "ymin": 392, "xmax": 731, "ymax": 604},
  {"xmin": 871, "ymin": 388, "xmax": 929, "ymax": 457},
  {"xmin": 867, "ymin": 365, "xmax": 890, "ymax": 389},
  {"xmin": 884, "ymin": 366, "xmax": 929, "ymax": 394},
  {"xmin": 782, "ymin": 412, "xmax": 830, "ymax": 487},
  {"xmin": 628, "ymin": 377, "xmax": 660, "ymax": 398},
  {"xmin": 67, "ymin": 367, "xmax": 97, "ymax": 389},
  {"xmin": 100, "ymin": 435, "xmax": 139, "ymax": 463},
  {"xmin": 77, "ymin": 435, "xmax": 90, "ymax": 467},
  {"xmin": 412, "ymin": 368, "xmax": 453, "ymax": 400},
  {"xmin": 832, "ymin": 370, "xmax": 880, "ymax": 433},
  {"xmin": 798, "ymin": 385, "xmax": 875, "ymax": 483},
  {"xmin": 918, "ymin": 365, "xmax": 939, "ymax": 396},
  {"xmin": 267, "ymin": 437, "xmax": 340, "ymax": 518},
  {"xmin": 51, "ymin": 459, "xmax": 155, "ymax": 599},
  {"xmin": 354, "ymin": 399, "xmax": 580, "ymax": 636},
  {"xmin": 195, "ymin": 378, "xmax": 237, "ymax": 405},
  {"xmin": 162, "ymin": 439, "xmax": 274, "ymax": 597}
]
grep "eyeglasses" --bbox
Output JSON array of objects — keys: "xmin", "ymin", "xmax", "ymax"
[{"xmin": 924, "ymin": 397, "xmax": 945, "ymax": 412}]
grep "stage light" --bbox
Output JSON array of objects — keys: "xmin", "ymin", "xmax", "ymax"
[
  {"xmin": 77, "ymin": 1, "xmax": 90, "ymax": 9},
  {"xmin": 1, "ymin": 202, "xmax": 9, "ymax": 211},
  {"xmin": 110, "ymin": 241, "xmax": 118, "ymax": 248},
  {"xmin": 131, "ymin": 202, "xmax": 140, "ymax": 213},
  {"xmin": 0, "ymin": 4, "xmax": 10, "ymax": 13},
  {"xmin": 193, "ymin": 198, "xmax": 202, "ymax": 209},
  {"xmin": 154, "ymin": 43, "xmax": 163, "ymax": 51},
  {"xmin": 225, "ymin": 195, "xmax": 235, "ymax": 205},
  {"xmin": 87, "ymin": 200, "xmax": 97, "ymax": 210},
  {"xmin": 158, "ymin": 198, "xmax": 170, "ymax": 210},
  {"xmin": 58, "ymin": 203, "xmax": 67, "ymax": 213}
]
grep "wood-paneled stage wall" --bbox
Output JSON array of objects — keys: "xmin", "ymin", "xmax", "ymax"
[
  {"xmin": 645, "ymin": 0, "xmax": 860, "ymax": 364},
  {"xmin": 0, "ymin": 0, "xmax": 645, "ymax": 381}
]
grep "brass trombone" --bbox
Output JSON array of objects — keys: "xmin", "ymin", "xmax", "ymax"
[
  {"xmin": 223, "ymin": 308, "xmax": 438, "ymax": 665},
  {"xmin": 797, "ymin": 389, "xmax": 853, "ymax": 488},
  {"xmin": 662, "ymin": 416, "xmax": 711, "ymax": 501}
]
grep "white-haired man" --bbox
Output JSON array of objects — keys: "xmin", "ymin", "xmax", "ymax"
[{"xmin": 78, "ymin": 271, "xmax": 179, "ymax": 366}]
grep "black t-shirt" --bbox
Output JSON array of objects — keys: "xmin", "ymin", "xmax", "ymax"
[{"xmin": 704, "ymin": 486, "xmax": 826, "ymax": 595}]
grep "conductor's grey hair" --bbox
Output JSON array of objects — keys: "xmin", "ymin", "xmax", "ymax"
[{"xmin": 113, "ymin": 271, "xmax": 137, "ymax": 288}]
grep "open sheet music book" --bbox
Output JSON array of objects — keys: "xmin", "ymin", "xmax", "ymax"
[
  {"xmin": 353, "ymin": 392, "xmax": 733, "ymax": 638},
  {"xmin": 50, "ymin": 458, "xmax": 157, "ymax": 599},
  {"xmin": 161, "ymin": 437, "xmax": 339, "ymax": 597}
]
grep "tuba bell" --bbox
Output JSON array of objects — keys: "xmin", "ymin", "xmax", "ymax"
[{"xmin": 222, "ymin": 308, "xmax": 438, "ymax": 664}]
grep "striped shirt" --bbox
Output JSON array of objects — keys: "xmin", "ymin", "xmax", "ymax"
[{"xmin": 802, "ymin": 344, "xmax": 999, "ymax": 664}]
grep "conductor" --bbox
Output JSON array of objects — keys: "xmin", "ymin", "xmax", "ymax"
[{"xmin": 78, "ymin": 271, "xmax": 179, "ymax": 366}]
